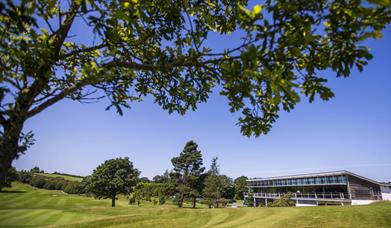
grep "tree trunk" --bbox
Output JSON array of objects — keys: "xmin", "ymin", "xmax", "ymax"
[
  {"xmin": 0, "ymin": 154, "xmax": 13, "ymax": 191},
  {"xmin": 0, "ymin": 120, "xmax": 25, "ymax": 191},
  {"xmin": 193, "ymin": 196, "xmax": 196, "ymax": 208},
  {"xmin": 178, "ymin": 195, "xmax": 184, "ymax": 208},
  {"xmin": 111, "ymin": 195, "xmax": 116, "ymax": 207}
]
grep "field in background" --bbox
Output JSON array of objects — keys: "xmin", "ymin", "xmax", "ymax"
[
  {"xmin": 36, "ymin": 173, "xmax": 84, "ymax": 182},
  {"xmin": 1, "ymin": 182, "xmax": 391, "ymax": 227}
]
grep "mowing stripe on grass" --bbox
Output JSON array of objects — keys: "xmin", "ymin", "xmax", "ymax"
[
  {"xmin": 0, "ymin": 209, "xmax": 49, "ymax": 225},
  {"xmin": 25, "ymin": 209, "xmax": 63, "ymax": 226},
  {"xmin": 31, "ymin": 196, "xmax": 57, "ymax": 208},
  {"xmin": 0, "ymin": 191, "xmax": 35, "ymax": 206},
  {"xmin": 0, "ymin": 209, "xmax": 29, "ymax": 221},
  {"xmin": 54, "ymin": 198, "xmax": 67, "ymax": 208},
  {"xmin": 10, "ymin": 195, "xmax": 45, "ymax": 208},
  {"xmin": 54, "ymin": 212, "xmax": 79, "ymax": 225}
]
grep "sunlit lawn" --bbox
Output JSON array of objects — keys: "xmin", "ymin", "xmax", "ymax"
[
  {"xmin": 1, "ymin": 182, "xmax": 391, "ymax": 227},
  {"xmin": 36, "ymin": 173, "xmax": 83, "ymax": 182}
]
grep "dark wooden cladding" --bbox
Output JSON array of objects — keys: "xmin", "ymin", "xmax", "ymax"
[{"xmin": 347, "ymin": 175, "xmax": 382, "ymax": 200}]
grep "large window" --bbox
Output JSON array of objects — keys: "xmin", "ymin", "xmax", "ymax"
[{"xmin": 249, "ymin": 175, "xmax": 347, "ymax": 187}]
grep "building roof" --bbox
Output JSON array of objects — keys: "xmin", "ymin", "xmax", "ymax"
[{"xmin": 248, "ymin": 170, "xmax": 391, "ymax": 186}]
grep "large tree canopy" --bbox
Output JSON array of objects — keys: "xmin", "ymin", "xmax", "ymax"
[
  {"xmin": 88, "ymin": 157, "xmax": 139, "ymax": 207},
  {"xmin": 0, "ymin": 0, "xmax": 390, "ymax": 189}
]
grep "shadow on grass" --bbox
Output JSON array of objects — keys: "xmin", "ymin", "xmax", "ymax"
[
  {"xmin": 180, "ymin": 206, "xmax": 212, "ymax": 209},
  {"xmin": 0, "ymin": 190, "xmax": 26, "ymax": 194}
]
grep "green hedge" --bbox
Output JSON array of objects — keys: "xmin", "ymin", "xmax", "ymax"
[{"xmin": 17, "ymin": 171, "xmax": 86, "ymax": 194}]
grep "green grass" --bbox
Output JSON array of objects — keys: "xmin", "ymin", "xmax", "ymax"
[
  {"xmin": 37, "ymin": 173, "xmax": 84, "ymax": 182},
  {"xmin": 1, "ymin": 182, "xmax": 391, "ymax": 227}
]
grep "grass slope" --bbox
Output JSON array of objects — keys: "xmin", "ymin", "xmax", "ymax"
[
  {"xmin": 37, "ymin": 173, "xmax": 83, "ymax": 182},
  {"xmin": 1, "ymin": 182, "xmax": 391, "ymax": 227}
]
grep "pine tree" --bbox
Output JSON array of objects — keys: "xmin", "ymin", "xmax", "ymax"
[{"xmin": 171, "ymin": 141, "xmax": 205, "ymax": 208}]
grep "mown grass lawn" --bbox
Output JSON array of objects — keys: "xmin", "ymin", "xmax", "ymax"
[{"xmin": 1, "ymin": 182, "xmax": 391, "ymax": 227}]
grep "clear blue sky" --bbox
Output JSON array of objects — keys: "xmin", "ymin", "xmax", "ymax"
[{"xmin": 14, "ymin": 18, "xmax": 391, "ymax": 182}]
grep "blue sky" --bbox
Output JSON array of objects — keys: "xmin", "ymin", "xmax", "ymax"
[{"xmin": 13, "ymin": 16, "xmax": 391, "ymax": 182}]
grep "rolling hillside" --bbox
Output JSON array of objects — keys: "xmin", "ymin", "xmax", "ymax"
[
  {"xmin": 1, "ymin": 182, "xmax": 391, "ymax": 227},
  {"xmin": 36, "ymin": 173, "xmax": 84, "ymax": 182}
]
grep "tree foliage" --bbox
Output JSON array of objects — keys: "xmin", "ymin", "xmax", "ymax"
[
  {"xmin": 203, "ymin": 158, "xmax": 236, "ymax": 207},
  {"xmin": 234, "ymin": 176, "xmax": 248, "ymax": 200},
  {"xmin": 171, "ymin": 140, "xmax": 205, "ymax": 208},
  {"xmin": 0, "ymin": 0, "xmax": 390, "ymax": 190},
  {"xmin": 219, "ymin": 174, "xmax": 234, "ymax": 200},
  {"xmin": 89, "ymin": 157, "xmax": 140, "ymax": 207},
  {"xmin": 202, "ymin": 157, "xmax": 222, "ymax": 208},
  {"xmin": 269, "ymin": 192, "xmax": 295, "ymax": 207},
  {"xmin": 2, "ymin": 166, "xmax": 18, "ymax": 189},
  {"xmin": 30, "ymin": 166, "xmax": 43, "ymax": 173},
  {"xmin": 202, "ymin": 157, "xmax": 235, "ymax": 208},
  {"xmin": 129, "ymin": 181, "xmax": 173, "ymax": 205},
  {"xmin": 152, "ymin": 169, "xmax": 171, "ymax": 183}
]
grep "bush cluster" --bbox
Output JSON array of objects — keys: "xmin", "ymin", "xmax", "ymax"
[
  {"xmin": 268, "ymin": 192, "xmax": 295, "ymax": 207},
  {"xmin": 17, "ymin": 171, "xmax": 87, "ymax": 194}
]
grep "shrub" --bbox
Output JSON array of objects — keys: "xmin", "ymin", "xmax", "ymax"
[
  {"xmin": 172, "ymin": 194, "xmax": 181, "ymax": 206},
  {"xmin": 54, "ymin": 180, "xmax": 67, "ymax": 190},
  {"xmin": 269, "ymin": 192, "xmax": 295, "ymax": 207},
  {"xmin": 128, "ymin": 194, "xmax": 136, "ymax": 205},
  {"xmin": 30, "ymin": 175, "xmax": 46, "ymax": 188},
  {"xmin": 216, "ymin": 198, "xmax": 229, "ymax": 208},
  {"xmin": 63, "ymin": 182, "xmax": 84, "ymax": 194},
  {"xmin": 244, "ymin": 197, "xmax": 254, "ymax": 207},
  {"xmin": 3, "ymin": 167, "xmax": 19, "ymax": 188},
  {"xmin": 43, "ymin": 181, "xmax": 57, "ymax": 190},
  {"xmin": 159, "ymin": 196, "xmax": 166, "ymax": 205},
  {"xmin": 18, "ymin": 171, "xmax": 33, "ymax": 183}
]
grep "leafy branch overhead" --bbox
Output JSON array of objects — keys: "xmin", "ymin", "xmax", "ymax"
[{"xmin": 0, "ymin": 0, "xmax": 390, "ymax": 140}]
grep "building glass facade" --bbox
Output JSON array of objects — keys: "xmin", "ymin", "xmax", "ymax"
[
  {"xmin": 245, "ymin": 171, "xmax": 387, "ymax": 206},
  {"xmin": 248, "ymin": 175, "xmax": 347, "ymax": 187}
]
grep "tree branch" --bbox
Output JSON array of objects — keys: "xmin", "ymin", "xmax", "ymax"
[
  {"xmin": 60, "ymin": 43, "xmax": 107, "ymax": 59},
  {"xmin": 27, "ymin": 81, "xmax": 87, "ymax": 118},
  {"xmin": 12, "ymin": 1, "xmax": 81, "ymax": 119},
  {"xmin": 0, "ymin": 112, "xmax": 7, "ymax": 126},
  {"xmin": 101, "ymin": 55, "xmax": 241, "ymax": 72}
]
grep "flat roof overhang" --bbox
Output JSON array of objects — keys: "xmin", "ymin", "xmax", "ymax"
[{"xmin": 247, "ymin": 170, "xmax": 388, "ymax": 187}]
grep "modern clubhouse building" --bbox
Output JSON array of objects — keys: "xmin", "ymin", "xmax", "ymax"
[{"xmin": 245, "ymin": 170, "xmax": 391, "ymax": 206}]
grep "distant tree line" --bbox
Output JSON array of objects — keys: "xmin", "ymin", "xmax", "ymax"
[
  {"xmin": 3, "ymin": 141, "xmax": 249, "ymax": 208},
  {"xmin": 127, "ymin": 141, "xmax": 249, "ymax": 208}
]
